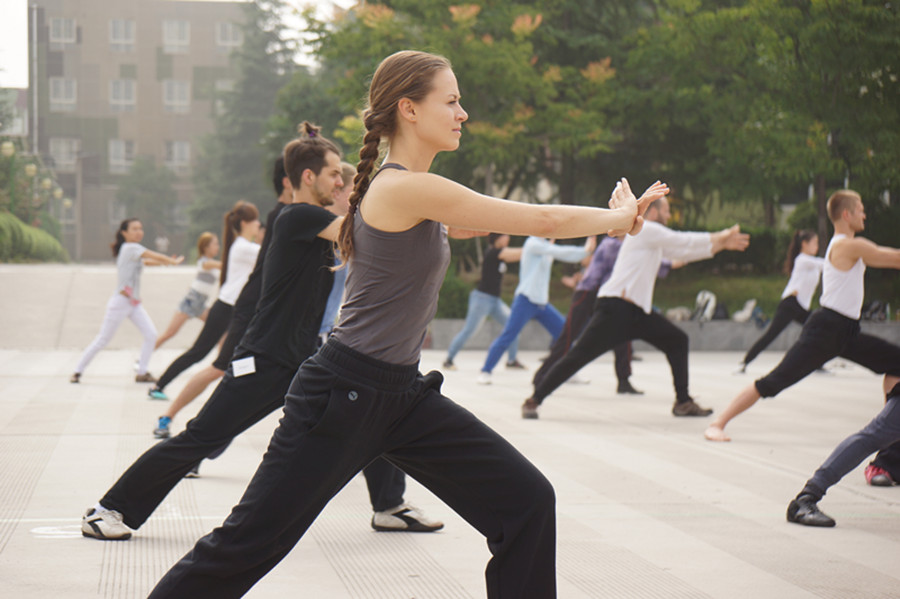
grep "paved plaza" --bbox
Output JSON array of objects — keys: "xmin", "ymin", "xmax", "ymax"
[{"xmin": 1, "ymin": 264, "xmax": 898, "ymax": 598}]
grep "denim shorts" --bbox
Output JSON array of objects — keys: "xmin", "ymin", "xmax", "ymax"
[{"xmin": 178, "ymin": 289, "xmax": 209, "ymax": 318}]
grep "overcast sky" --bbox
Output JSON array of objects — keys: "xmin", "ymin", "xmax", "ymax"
[{"xmin": 0, "ymin": 0, "xmax": 352, "ymax": 89}]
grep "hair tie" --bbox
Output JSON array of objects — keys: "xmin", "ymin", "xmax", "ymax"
[{"xmin": 307, "ymin": 129, "xmax": 316, "ymax": 138}]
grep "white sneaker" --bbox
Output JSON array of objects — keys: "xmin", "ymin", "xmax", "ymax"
[
  {"xmin": 477, "ymin": 371, "xmax": 492, "ymax": 385},
  {"xmin": 82, "ymin": 507, "xmax": 132, "ymax": 540},
  {"xmin": 371, "ymin": 503, "xmax": 444, "ymax": 532}
]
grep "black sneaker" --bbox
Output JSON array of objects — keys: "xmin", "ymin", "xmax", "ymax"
[
  {"xmin": 617, "ymin": 380, "xmax": 644, "ymax": 395},
  {"xmin": 506, "ymin": 360, "xmax": 527, "ymax": 370},
  {"xmin": 787, "ymin": 495, "xmax": 835, "ymax": 527}
]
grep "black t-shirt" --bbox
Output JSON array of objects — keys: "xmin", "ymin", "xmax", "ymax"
[
  {"xmin": 476, "ymin": 246, "xmax": 506, "ymax": 297},
  {"xmin": 231, "ymin": 200, "xmax": 288, "ymax": 322},
  {"xmin": 238, "ymin": 203, "xmax": 336, "ymax": 369}
]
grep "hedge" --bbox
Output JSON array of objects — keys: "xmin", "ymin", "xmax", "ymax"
[{"xmin": 0, "ymin": 212, "xmax": 69, "ymax": 262}]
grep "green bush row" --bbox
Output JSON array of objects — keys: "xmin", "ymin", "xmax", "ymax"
[{"xmin": 0, "ymin": 212, "xmax": 69, "ymax": 262}]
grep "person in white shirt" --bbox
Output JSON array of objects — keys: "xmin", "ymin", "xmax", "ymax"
[
  {"xmin": 738, "ymin": 230, "xmax": 824, "ymax": 372},
  {"xmin": 70, "ymin": 219, "xmax": 184, "ymax": 384},
  {"xmin": 154, "ymin": 232, "xmax": 223, "ymax": 350},
  {"xmin": 522, "ymin": 196, "xmax": 749, "ymax": 418},
  {"xmin": 705, "ymin": 190, "xmax": 900, "ymax": 445},
  {"xmin": 477, "ymin": 235, "xmax": 596, "ymax": 384},
  {"xmin": 147, "ymin": 201, "xmax": 260, "ymax": 400}
]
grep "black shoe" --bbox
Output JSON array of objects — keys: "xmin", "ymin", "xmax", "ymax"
[
  {"xmin": 786, "ymin": 495, "xmax": 835, "ymax": 527},
  {"xmin": 617, "ymin": 380, "xmax": 644, "ymax": 395},
  {"xmin": 672, "ymin": 399, "xmax": 713, "ymax": 417}
]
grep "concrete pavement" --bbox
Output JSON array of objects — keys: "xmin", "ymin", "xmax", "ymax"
[{"xmin": 1, "ymin": 264, "xmax": 899, "ymax": 598}]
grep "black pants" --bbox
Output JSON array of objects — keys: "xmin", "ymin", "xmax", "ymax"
[
  {"xmin": 742, "ymin": 295, "xmax": 809, "ymax": 366},
  {"xmin": 754, "ymin": 308, "xmax": 900, "ymax": 398},
  {"xmin": 533, "ymin": 297, "xmax": 690, "ymax": 405},
  {"xmin": 149, "ymin": 340, "xmax": 556, "ymax": 599},
  {"xmin": 533, "ymin": 289, "xmax": 630, "ymax": 388},
  {"xmin": 101, "ymin": 353, "xmax": 405, "ymax": 529},
  {"xmin": 156, "ymin": 299, "xmax": 233, "ymax": 391}
]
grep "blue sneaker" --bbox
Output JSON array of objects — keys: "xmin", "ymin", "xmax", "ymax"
[
  {"xmin": 148, "ymin": 388, "xmax": 168, "ymax": 401},
  {"xmin": 153, "ymin": 416, "xmax": 171, "ymax": 439}
]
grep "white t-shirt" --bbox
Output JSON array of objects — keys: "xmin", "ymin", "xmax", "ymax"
[
  {"xmin": 218, "ymin": 236, "xmax": 260, "ymax": 305},
  {"xmin": 782, "ymin": 253, "xmax": 824, "ymax": 310},
  {"xmin": 116, "ymin": 242, "xmax": 147, "ymax": 299},
  {"xmin": 190, "ymin": 256, "xmax": 220, "ymax": 298},
  {"xmin": 598, "ymin": 221, "xmax": 713, "ymax": 314}
]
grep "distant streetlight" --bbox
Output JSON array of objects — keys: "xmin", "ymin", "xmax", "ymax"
[
  {"xmin": 53, "ymin": 187, "xmax": 64, "ymax": 199},
  {"xmin": 24, "ymin": 163, "xmax": 37, "ymax": 178},
  {"xmin": 1, "ymin": 141, "xmax": 14, "ymax": 158},
  {"xmin": 40, "ymin": 177, "xmax": 52, "ymax": 190},
  {"xmin": 62, "ymin": 198, "xmax": 73, "ymax": 209}
]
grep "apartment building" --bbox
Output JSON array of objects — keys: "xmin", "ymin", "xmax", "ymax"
[{"xmin": 31, "ymin": 0, "xmax": 244, "ymax": 259}]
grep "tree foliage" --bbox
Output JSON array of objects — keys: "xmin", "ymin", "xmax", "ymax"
[
  {"xmin": 190, "ymin": 0, "xmax": 297, "ymax": 239},
  {"xmin": 115, "ymin": 156, "xmax": 177, "ymax": 243}
]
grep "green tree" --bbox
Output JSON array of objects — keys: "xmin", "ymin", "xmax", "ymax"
[
  {"xmin": 115, "ymin": 156, "xmax": 177, "ymax": 243},
  {"xmin": 190, "ymin": 0, "xmax": 296, "ymax": 238}
]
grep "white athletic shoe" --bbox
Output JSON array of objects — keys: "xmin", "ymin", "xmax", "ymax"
[
  {"xmin": 476, "ymin": 371, "xmax": 492, "ymax": 385},
  {"xmin": 371, "ymin": 503, "xmax": 444, "ymax": 532},
  {"xmin": 82, "ymin": 507, "xmax": 132, "ymax": 540}
]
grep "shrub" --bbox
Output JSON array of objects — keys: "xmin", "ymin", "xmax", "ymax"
[{"xmin": 0, "ymin": 212, "xmax": 69, "ymax": 262}]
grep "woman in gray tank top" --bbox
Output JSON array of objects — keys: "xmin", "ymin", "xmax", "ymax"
[{"xmin": 150, "ymin": 50, "xmax": 662, "ymax": 599}]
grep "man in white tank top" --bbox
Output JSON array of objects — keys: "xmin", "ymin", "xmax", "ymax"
[{"xmin": 706, "ymin": 190, "xmax": 900, "ymax": 446}]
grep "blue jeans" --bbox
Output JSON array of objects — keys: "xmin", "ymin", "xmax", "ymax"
[
  {"xmin": 482, "ymin": 294, "xmax": 565, "ymax": 373},
  {"xmin": 447, "ymin": 289, "xmax": 518, "ymax": 363}
]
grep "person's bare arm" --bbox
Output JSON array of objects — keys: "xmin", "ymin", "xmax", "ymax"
[
  {"xmin": 201, "ymin": 259, "xmax": 223, "ymax": 270},
  {"xmin": 141, "ymin": 250, "xmax": 184, "ymax": 266},
  {"xmin": 317, "ymin": 217, "xmax": 344, "ymax": 242},
  {"xmin": 498, "ymin": 247, "xmax": 523, "ymax": 263},
  {"xmin": 365, "ymin": 173, "xmax": 639, "ymax": 239},
  {"xmin": 832, "ymin": 237, "xmax": 900, "ymax": 270}
]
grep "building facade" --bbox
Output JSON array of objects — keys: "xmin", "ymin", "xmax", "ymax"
[{"xmin": 30, "ymin": 0, "xmax": 244, "ymax": 260}]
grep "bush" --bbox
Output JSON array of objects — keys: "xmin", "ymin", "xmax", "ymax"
[
  {"xmin": 436, "ymin": 259, "xmax": 473, "ymax": 318},
  {"xmin": 0, "ymin": 212, "xmax": 69, "ymax": 262}
]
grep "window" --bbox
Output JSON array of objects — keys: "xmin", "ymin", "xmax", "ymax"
[
  {"xmin": 49, "ymin": 138, "xmax": 80, "ymax": 172},
  {"xmin": 165, "ymin": 141, "xmax": 191, "ymax": 174},
  {"xmin": 109, "ymin": 79, "xmax": 136, "ymax": 112},
  {"xmin": 162, "ymin": 80, "xmax": 190, "ymax": 114},
  {"xmin": 214, "ymin": 79, "xmax": 234, "ymax": 115},
  {"xmin": 50, "ymin": 18, "xmax": 76, "ymax": 44},
  {"xmin": 162, "ymin": 20, "xmax": 190, "ymax": 54},
  {"xmin": 108, "ymin": 139, "xmax": 135, "ymax": 174},
  {"xmin": 109, "ymin": 19, "xmax": 135, "ymax": 52},
  {"xmin": 49, "ymin": 78, "xmax": 77, "ymax": 112},
  {"xmin": 215, "ymin": 22, "xmax": 242, "ymax": 50}
]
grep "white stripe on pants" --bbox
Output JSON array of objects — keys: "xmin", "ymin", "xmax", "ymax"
[{"xmin": 75, "ymin": 294, "xmax": 158, "ymax": 375}]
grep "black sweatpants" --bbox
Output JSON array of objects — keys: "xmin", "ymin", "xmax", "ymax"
[
  {"xmin": 742, "ymin": 295, "xmax": 809, "ymax": 366},
  {"xmin": 533, "ymin": 289, "xmax": 631, "ymax": 389},
  {"xmin": 533, "ymin": 297, "xmax": 690, "ymax": 405},
  {"xmin": 101, "ymin": 353, "xmax": 404, "ymax": 529},
  {"xmin": 149, "ymin": 340, "xmax": 557, "ymax": 599},
  {"xmin": 754, "ymin": 308, "xmax": 900, "ymax": 398},
  {"xmin": 156, "ymin": 299, "xmax": 233, "ymax": 391}
]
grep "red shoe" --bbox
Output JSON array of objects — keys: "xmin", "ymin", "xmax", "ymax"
[{"xmin": 864, "ymin": 464, "xmax": 896, "ymax": 487}]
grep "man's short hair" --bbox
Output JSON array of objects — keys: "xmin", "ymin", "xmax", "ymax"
[{"xmin": 826, "ymin": 190, "xmax": 861, "ymax": 224}]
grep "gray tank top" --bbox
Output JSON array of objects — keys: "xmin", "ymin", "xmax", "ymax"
[{"xmin": 331, "ymin": 169, "xmax": 451, "ymax": 365}]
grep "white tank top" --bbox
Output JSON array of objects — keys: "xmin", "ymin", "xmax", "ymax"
[{"xmin": 820, "ymin": 234, "xmax": 866, "ymax": 319}]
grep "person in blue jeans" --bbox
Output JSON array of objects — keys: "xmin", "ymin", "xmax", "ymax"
[
  {"xmin": 443, "ymin": 233, "xmax": 523, "ymax": 370},
  {"xmin": 787, "ymin": 381, "xmax": 900, "ymax": 527},
  {"xmin": 478, "ymin": 235, "xmax": 595, "ymax": 384}
]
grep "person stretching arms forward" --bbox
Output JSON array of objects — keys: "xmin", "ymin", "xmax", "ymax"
[
  {"xmin": 705, "ymin": 190, "xmax": 900, "ymax": 442},
  {"xmin": 147, "ymin": 50, "xmax": 655, "ymax": 598}
]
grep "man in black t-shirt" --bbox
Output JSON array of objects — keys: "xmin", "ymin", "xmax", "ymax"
[
  {"xmin": 443, "ymin": 233, "xmax": 523, "ymax": 370},
  {"xmin": 82, "ymin": 130, "xmax": 442, "ymax": 540}
]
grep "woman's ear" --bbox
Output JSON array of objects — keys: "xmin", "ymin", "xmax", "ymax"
[{"xmin": 397, "ymin": 98, "xmax": 417, "ymax": 123}]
